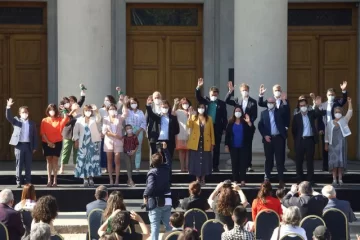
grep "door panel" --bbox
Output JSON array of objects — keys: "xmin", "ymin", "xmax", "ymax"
[{"xmin": 0, "ymin": 34, "xmax": 9, "ymax": 159}]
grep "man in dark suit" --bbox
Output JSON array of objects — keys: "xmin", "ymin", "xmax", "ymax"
[
  {"xmin": 5, "ymin": 98, "xmax": 38, "ymax": 188},
  {"xmin": 282, "ymin": 181, "xmax": 328, "ymax": 219},
  {"xmin": 225, "ymin": 81, "xmax": 257, "ymax": 172},
  {"xmin": 322, "ymin": 185, "xmax": 357, "ymax": 222},
  {"xmin": 258, "ymin": 97, "xmax": 287, "ymax": 188},
  {"xmin": 86, "ymin": 185, "xmax": 108, "ymax": 216},
  {"xmin": 0, "ymin": 189, "xmax": 25, "ymax": 240},
  {"xmin": 196, "ymin": 78, "xmax": 227, "ymax": 172},
  {"xmin": 161, "ymin": 212, "xmax": 184, "ymax": 240},
  {"xmin": 292, "ymin": 98, "xmax": 322, "ymax": 184}
]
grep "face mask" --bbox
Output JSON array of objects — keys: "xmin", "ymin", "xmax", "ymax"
[
  {"xmin": 182, "ymin": 104, "xmax": 189, "ymax": 110},
  {"xmin": 20, "ymin": 113, "xmax": 28, "ymax": 120},
  {"xmin": 130, "ymin": 103, "xmax": 138, "ymax": 109},
  {"xmin": 210, "ymin": 96, "xmax": 217, "ymax": 101},
  {"xmin": 49, "ymin": 110, "xmax": 55, "ymax": 117},
  {"xmin": 241, "ymin": 91, "xmax": 249, "ymax": 97},
  {"xmin": 64, "ymin": 103, "xmax": 70, "ymax": 109},
  {"xmin": 234, "ymin": 112, "xmax": 242, "ymax": 118},
  {"xmin": 126, "ymin": 129, "xmax": 133, "ymax": 134},
  {"xmin": 104, "ymin": 100, "xmax": 110, "ymax": 107},
  {"xmin": 198, "ymin": 108, "xmax": 205, "ymax": 114},
  {"xmin": 300, "ymin": 106, "xmax": 308, "ymax": 113},
  {"xmin": 161, "ymin": 108, "xmax": 169, "ymax": 114},
  {"xmin": 327, "ymin": 95, "xmax": 335, "ymax": 102},
  {"xmin": 267, "ymin": 103, "xmax": 275, "ymax": 109},
  {"xmin": 154, "ymin": 99, "xmax": 161, "ymax": 105},
  {"xmin": 108, "ymin": 110, "xmax": 117, "ymax": 116},
  {"xmin": 84, "ymin": 111, "xmax": 92, "ymax": 117},
  {"xmin": 334, "ymin": 113, "xmax": 342, "ymax": 119},
  {"xmin": 274, "ymin": 91, "xmax": 281, "ymax": 98}
]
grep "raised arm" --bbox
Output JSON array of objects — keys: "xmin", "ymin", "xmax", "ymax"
[
  {"xmin": 145, "ymin": 97, "xmax": 161, "ymax": 122},
  {"xmin": 337, "ymin": 81, "xmax": 348, "ymax": 107},
  {"xmin": 195, "ymin": 78, "xmax": 208, "ymax": 105},
  {"xmin": 345, "ymin": 97, "xmax": 353, "ymax": 122},
  {"xmin": 258, "ymin": 84, "xmax": 267, "ymax": 107},
  {"xmin": 5, "ymin": 98, "xmax": 18, "ymax": 125},
  {"xmin": 77, "ymin": 91, "xmax": 86, "ymax": 107}
]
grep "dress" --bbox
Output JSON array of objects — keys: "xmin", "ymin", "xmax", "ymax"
[
  {"xmin": 328, "ymin": 125, "xmax": 347, "ymax": 171},
  {"xmin": 175, "ymin": 110, "xmax": 189, "ymax": 149},
  {"xmin": 188, "ymin": 124, "xmax": 212, "ymax": 176},
  {"xmin": 74, "ymin": 125, "xmax": 101, "ymax": 178}
]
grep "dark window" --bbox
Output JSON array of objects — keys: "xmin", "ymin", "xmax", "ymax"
[
  {"xmin": 0, "ymin": 7, "xmax": 43, "ymax": 25},
  {"xmin": 288, "ymin": 9, "xmax": 352, "ymax": 26},
  {"xmin": 131, "ymin": 8, "xmax": 198, "ymax": 26}
]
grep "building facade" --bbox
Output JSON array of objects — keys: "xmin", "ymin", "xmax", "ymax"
[{"xmin": 0, "ymin": 0, "xmax": 359, "ymax": 161}]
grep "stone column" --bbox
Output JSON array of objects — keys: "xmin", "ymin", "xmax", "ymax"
[
  {"xmin": 234, "ymin": 0, "xmax": 288, "ymax": 154},
  {"xmin": 58, "ymin": 0, "xmax": 112, "ymax": 106}
]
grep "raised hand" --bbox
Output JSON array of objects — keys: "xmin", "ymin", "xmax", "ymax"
[
  {"xmin": 259, "ymin": 84, "xmax": 266, "ymax": 95},
  {"xmin": 309, "ymin": 93, "xmax": 315, "ymax": 100},
  {"xmin": 6, "ymin": 98, "xmax": 14, "ymax": 107},
  {"xmin": 340, "ymin": 81, "xmax": 347, "ymax": 91},
  {"xmin": 174, "ymin": 98, "xmax": 180, "ymax": 105},
  {"xmin": 90, "ymin": 104, "xmax": 97, "ymax": 111},
  {"xmin": 315, "ymin": 96, "xmax": 322, "ymax": 106},
  {"xmin": 281, "ymin": 92, "xmax": 287, "ymax": 101},
  {"xmin": 197, "ymin": 78, "xmax": 204, "ymax": 88},
  {"xmin": 244, "ymin": 114, "xmax": 251, "ymax": 123},
  {"xmin": 146, "ymin": 96, "xmax": 153, "ymax": 105},
  {"xmin": 228, "ymin": 81, "xmax": 234, "ymax": 92},
  {"xmin": 347, "ymin": 97, "xmax": 351, "ymax": 103}
]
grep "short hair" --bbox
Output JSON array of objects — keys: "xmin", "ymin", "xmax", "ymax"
[
  {"xmin": 95, "ymin": 185, "xmax": 108, "ymax": 200},
  {"xmin": 106, "ymin": 103, "xmax": 117, "ymax": 111},
  {"xmin": 105, "ymin": 95, "xmax": 116, "ymax": 104},
  {"xmin": 298, "ymin": 181, "xmax": 313, "ymax": 195},
  {"xmin": 267, "ymin": 97, "xmax": 276, "ymax": 103},
  {"xmin": 239, "ymin": 83, "xmax": 249, "ymax": 90},
  {"xmin": 276, "ymin": 188, "xmax": 286, "ymax": 199},
  {"xmin": 161, "ymin": 100, "xmax": 170, "ymax": 107},
  {"xmin": 188, "ymin": 181, "xmax": 201, "ymax": 196},
  {"xmin": 152, "ymin": 91, "xmax": 162, "ymax": 98},
  {"xmin": 82, "ymin": 105, "xmax": 93, "ymax": 117},
  {"xmin": 333, "ymin": 106, "xmax": 343, "ymax": 114},
  {"xmin": 69, "ymin": 95, "xmax": 78, "ymax": 103},
  {"xmin": 272, "ymin": 84, "xmax": 281, "ymax": 91},
  {"xmin": 298, "ymin": 95, "xmax": 306, "ymax": 100},
  {"xmin": 0, "ymin": 189, "xmax": 14, "ymax": 204},
  {"xmin": 151, "ymin": 153, "xmax": 163, "ymax": 168},
  {"xmin": 326, "ymin": 88, "xmax": 335, "ymax": 94},
  {"xmin": 232, "ymin": 206, "xmax": 247, "ymax": 226},
  {"xmin": 298, "ymin": 98, "xmax": 308, "ymax": 105},
  {"xmin": 30, "ymin": 222, "xmax": 51, "ymax": 240},
  {"xmin": 282, "ymin": 206, "xmax": 301, "ymax": 226},
  {"xmin": 111, "ymin": 211, "xmax": 131, "ymax": 234},
  {"xmin": 209, "ymin": 86, "xmax": 219, "ymax": 93},
  {"xmin": 19, "ymin": 106, "xmax": 29, "ymax": 113},
  {"xmin": 170, "ymin": 212, "xmax": 184, "ymax": 228},
  {"xmin": 321, "ymin": 185, "xmax": 336, "ymax": 198},
  {"xmin": 45, "ymin": 104, "xmax": 59, "ymax": 117},
  {"xmin": 124, "ymin": 124, "xmax": 132, "ymax": 129},
  {"xmin": 32, "ymin": 195, "xmax": 58, "ymax": 224},
  {"xmin": 126, "ymin": 97, "xmax": 139, "ymax": 109}
]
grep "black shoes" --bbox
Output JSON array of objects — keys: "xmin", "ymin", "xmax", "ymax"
[
  {"xmin": 247, "ymin": 167, "xmax": 254, "ymax": 172},
  {"xmin": 16, "ymin": 184, "xmax": 22, "ymax": 188},
  {"xmin": 213, "ymin": 168, "xmax": 220, "ymax": 172}
]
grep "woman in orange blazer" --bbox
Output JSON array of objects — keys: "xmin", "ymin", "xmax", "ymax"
[{"xmin": 187, "ymin": 103, "xmax": 215, "ymax": 186}]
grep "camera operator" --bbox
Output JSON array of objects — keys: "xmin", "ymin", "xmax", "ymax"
[
  {"xmin": 143, "ymin": 142, "xmax": 173, "ymax": 240},
  {"xmin": 208, "ymin": 180, "xmax": 248, "ymax": 230}
]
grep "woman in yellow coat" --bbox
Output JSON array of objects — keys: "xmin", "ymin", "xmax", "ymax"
[{"xmin": 187, "ymin": 103, "xmax": 215, "ymax": 186}]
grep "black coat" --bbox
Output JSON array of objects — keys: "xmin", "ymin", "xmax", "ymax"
[
  {"xmin": 224, "ymin": 92, "xmax": 258, "ymax": 124},
  {"xmin": 0, "ymin": 204, "xmax": 25, "ymax": 240},
  {"xmin": 282, "ymin": 193, "xmax": 328, "ymax": 218},
  {"xmin": 258, "ymin": 108, "xmax": 288, "ymax": 142},
  {"xmin": 225, "ymin": 121, "xmax": 255, "ymax": 149},
  {"xmin": 258, "ymin": 96, "xmax": 290, "ymax": 128},
  {"xmin": 292, "ymin": 108, "xmax": 322, "ymax": 146},
  {"xmin": 86, "ymin": 199, "xmax": 107, "ymax": 217}
]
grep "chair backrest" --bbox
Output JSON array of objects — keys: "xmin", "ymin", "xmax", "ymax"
[
  {"xmin": 165, "ymin": 231, "xmax": 182, "ymax": 240},
  {"xmin": 300, "ymin": 215, "xmax": 326, "ymax": 240},
  {"xmin": 88, "ymin": 208, "xmax": 104, "ymax": 240},
  {"xmin": 184, "ymin": 208, "xmax": 208, "ymax": 232},
  {"xmin": 280, "ymin": 233, "xmax": 305, "ymax": 240},
  {"xmin": 0, "ymin": 222, "xmax": 9, "ymax": 240},
  {"xmin": 51, "ymin": 234, "xmax": 64, "ymax": 240},
  {"xmin": 20, "ymin": 210, "xmax": 33, "ymax": 234},
  {"xmin": 255, "ymin": 209, "xmax": 280, "ymax": 240},
  {"xmin": 201, "ymin": 219, "xmax": 224, "ymax": 240},
  {"xmin": 323, "ymin": 208, "xmax": 348, "ymax": 240}
]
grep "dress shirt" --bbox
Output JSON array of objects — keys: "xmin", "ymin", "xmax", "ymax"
[
  {"xmin": 158, "ymin": 115, "xmax": 169, "ymax": 140},
  {"xmin": 301, "ymin": 113, "xmax": 313, "ymax": 137},
  {"xmin": 242, "ymin": 98, "xmax": 248, "ymax": 113},
  {"xmin": 207, "ymin": 101, "xmax": 217, "ymax": 124},
  {"xmin": 19, "ymin": 120, "xmax": 30, "ymax": 142},
  {"xmin": 126, "ymin": 109, "xmax": 146, "ymax": 130},
  {"xmin": 153, "ymin": 105, "xmax": 162, "ymax": 114},
  {"xmin": 276, "ymin": 98, "xmax": 281, "ymax": 109},
  {"xmin": 269, "ymin": 109, "xmax": 279, "ymax": 135},
  {"xmin": 326, "ymin": 102, "xmax": 333, "ymax": 123}
]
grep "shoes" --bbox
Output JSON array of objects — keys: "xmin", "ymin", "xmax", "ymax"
[
  {"xmin": 16, "ymin": 184, "xmax": 21, "ymax": 188},
  {"xmin": 46, "ymin": 181, "xmax": 52, "ymax": 187},
  {"xmin": 247, "ymin": 167, "xmax": 254, "ymax": 172},
  {"xmin": 339, "ymin": 180, "xmax": 344, "ymax": 186},
  {"xmin": 332, "ymin": 180, "xmax": 338, "ymax": 186},
  {"xmin": 213, "ymin": 168, "xmax": 220, "ymax": 172}
]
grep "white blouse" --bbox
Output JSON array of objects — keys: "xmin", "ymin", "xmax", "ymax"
[
  {"xmin": 175, "ymin": 109, "xmax": 190, "ymax": 141},
  {"xmin": 325, "ymin": 110, "xmax": 352, "ymax": 145},
  {"xmin": 14, "ymin": 199, "xmax": 36, "ymax": 211},
  {"xmin": 126, "ymin": 109, "xmax": 146, "ymax": 130}
]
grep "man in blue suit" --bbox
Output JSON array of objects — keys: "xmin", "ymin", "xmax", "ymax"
[
  {"xmin": 258, "ymin": 97, "xmax": 288, "ymax": 188},
  {"xmin": 86, "ymin": 185, "xmax": 108, "ymax": 216},
  {"xmin": 5, "ymin": 98, "xmax": 38, "ymax": 188}
]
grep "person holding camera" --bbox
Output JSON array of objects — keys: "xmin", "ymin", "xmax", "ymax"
[{"xmin": 143, "ymin": 142, "xmax": 173, "ymax": 240}]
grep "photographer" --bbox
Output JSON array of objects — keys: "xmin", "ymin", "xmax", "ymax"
[
  {"xmin": 143, "ymin": 142, "xmax": 173, "ymax": 240},
  {"xmin": 208, "ymin": 180, "xmax": 248, "ymax": 230}
]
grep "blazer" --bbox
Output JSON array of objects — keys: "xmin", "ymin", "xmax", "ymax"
[
  {"xmin": 102, "ymin": 115, "xmax": 126, "ymax": 148},
  {"xmin": 186, "ymin": 115, "xmax": 215, "ymax": 151},
  {"xmin": 291, "ymin": 108, "xmax": 321, "ymax": 146},
  {"xmin": 73, "ymin": 114, "xmax": 102, "ymax": 146},
  {"xmin": 0, "ymin": 203, "xmax": 25, "ymax": 240},
  {"xmin": 225, "ymin": 121, "xmax": 255, "ymax": 149},
  {"xmin": 224, "ymin": 92, "xmax": 258, "ymax": 123},
  {"xmin": 258, "ymin": 108, "xmax": 288, "ymax": 142},
  {"xmin": 195, "ymin": 88, "xmax": 228, "ymax": 133},
  {"xmin": 86, "ymin": 199, "xmax": 107, "ymax": 217},
  {"xmin": 5, "ymin": 108, "xmax": 38, "ymax": 151},
  {"xmin": 145, "ymin": 105, "xmax": 180, "ymax": 144},
  {"xmin": 181, "ymin": 195, "xmax": 210, "ymax": 211},
  {"xmin": 282, "ymin": 193, "xmax": 328, "ymax": 218},
  {"xmin": 323, "ymin": 198, "xmax": 357, "ymax": 223},
  {"xmin": 258, "ymin": 96, "xmax": 290, "ymax": 128}
]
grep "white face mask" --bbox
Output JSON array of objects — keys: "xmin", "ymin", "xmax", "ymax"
[
  {"xmin": 104, "ymin": 100, "xmax": 110, "ymax": 107},
  {"xmin": 234, "ymin": 112, "xmax": 242, "ymax": 118},
  {"xmin": 274, "ymin": 91, "xmax": 281, "ymax": 98},
  {"xmin": 300, "ymin": 106, "xmax": 308, "ymax": 113},
  {"xmin": 108, "ymin": 110, "xmax": 117, "ymax": 116},
  {"xmin": 182, "ymin": 104, "xmax": 189, "ymax": 110},
  {"xmin": 49, "ymin": 110, "xmax": 55, "ymax": 117},
  {"xmin": 84, "ymin": 111, "xmax": 92, "ymax": 117},
  {"xmin": 130, "ymin": 103, "xmax": 138, "ymax": 109},
  {"xmin": 241, "ymin": 91, "xmax": 249, "ymax": 98},
  {"xmin": 20, "ymin": 113, "xmax": 28, "ymax": 120},
  {"xmin": 154, "ymin": 99, "xmax": 162, "ymax": 105},
  {"xmin": 327, "ymin": 95, "xmax": 335, "ymax": 102},
  {"xmin": 126, "ymin": 129, "xmax": 133, "ymax": 134},
  {"xmin": 198, "ymin": 108, "xmax": 205, "ymax": 114},
  {"xmin": 267, "ymin": 103, "xmax": 275, "ymax": 109},
  {"xmin": 334, "ymin": 113, "xmax": 342, "ymax": 119},
  {"xmin": 210, "ymin": 96, "xmax": 217, "ymax": 101},
  {"xmin": 161, "ymin": 108, "xmax": 169, "ymax": 114},
  {"xmin": 64, "ymin": 103, "xmax": 70, "ymax": 109}
]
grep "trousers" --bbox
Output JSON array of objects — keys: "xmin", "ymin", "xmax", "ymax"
[
  {"xmin": 15, "ymin": 142, "xmax": 32, "ymax": 184},
  {"xmin": 60, "ymin": 139, "xmax": 77, "ymax": 165}
]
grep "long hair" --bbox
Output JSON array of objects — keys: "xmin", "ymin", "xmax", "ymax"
[
  {"xmin": 103, "ymin": 191, "xmax": 126, "ymax": 220},
  {"xmin": 177, "ymin": 228, "xmax": 200, "ymax": 240},
  {"xmin": 177, "ymin": 97, "xmax": 192, "ymax": 111},
  {"xmin": 194, "ymin": 103, "xmax": 208, "ymax": 122},
  {"xmin": 32, "ymin": 195, "xmax": 58, "ymax": 224},
  {"xmin": 228, "ymin": 106, "xmax": 245, "ymax": 124},
  {"xmin": 257, "ymin": 181, "xmax": 273, "ymax": 204},
  {"xmin": 45, "ymin": 104, "xmax": 60, "ymax": 117},
  {"xmin": 216, "ymin": 187, "xmax": 240, "ymax": 216},
  {"xmin": 21, "ymin": 184, "xmax": 36, "ymax": 207}
]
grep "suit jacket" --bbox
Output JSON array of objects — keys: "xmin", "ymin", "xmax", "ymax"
[
  {"xmin": 258, "ymin": 96, "xmax": 290, "ymax": 127},
  {"xmin": 145, "ymin": 105, "xmax": 180, "ymax": 144},
  {"xmin": 181, "ymin": 195, "xmax": 210, "ymax": 211},
  {"xmin": 5, "ymin": 108, "xmax": 38, "ymax": 151},
  {"xmin": 195, "ymin": 88, "xmax": 228, "ymax": 133},
  {"xmin": 0, "ymin": 203, "xmax": 25, "ymax": 240},
  {"xmin": 258, "ymin": 108, "xmax": 287, "ymax": 142},
  {"xmin": 86, "ymin": 199, "xmax": 107, "ymax": 217},
  {"xmin": 224, "ymin": 92, "xmax": 258, "ymax": 123},
  {"xmin": 282, "ymin": 193, "xmax": 328, "ymax": 218},
  {"xmin": 225, "ymin": 121, "xmax": 255, "ymax": 148},
  {"xmin": 323, "ymin": 198, "xmax": 357, "ymax": 223},
  {"xmin": 186, "ymin": 116, "xmax": 215, "ymax": 151},
  {"xmin": 291, "ymin": 108, "xmax": 321, "ymax": 146}
]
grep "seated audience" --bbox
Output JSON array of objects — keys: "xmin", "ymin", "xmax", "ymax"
[
  {"xmin": 177, "ymin": 228, "xmax": 200, "ymax": 240},
  {"xmin": 276, "ymin": 188, "xmax": 287, "ymax": 213},
  {"xmin": 32, "ymin": 195, "xmax": 58, "ymax": 235},
  {"xmin": 312, "ymin": 226, "xmax": 331, "ymax": 240},
  {"xmin": 0, "ymin": 189, "xmax": 25, "ymax": 240},
  {"xmin": 102, "ymin": 191, "xmax": 127, "ymax": 234},
  {"xmin": 14, "ymin": 183, "xmax": 37, "ymax": 211},
  {"xmin": 322, "ymin": 185, "xmax": 357, "ymax": 222},
  {"xmin": 282, "ymin": 181, "xmax": 328, "ymax": 218},
  {"xmin": 270, "ymin": 206, "xmax": 307, "ymax": 240},
  {"xmin": 208, "ymin": 180, "xmax": 248, "ymax": 230},
  {"xmin": 252, "ymin": 181, "xmax": 282, "ymax": 221},
  {"xmin": 30, "ymin": 221, "xmax": 51, "ymax": 240},
  {"xmin": 86, "ymin": 185, "xmax": 108, "ymax": 216},
  {"xmin": 181, "ymin": 181, "xmax": 210, "ymax": 211},
  {"xmin": 162, "ymin": 212, "xmax": 185, "ymax": 240},
  {"xmin": 221, "ymin": 206, "xmax": 254, "ymax": 240}
]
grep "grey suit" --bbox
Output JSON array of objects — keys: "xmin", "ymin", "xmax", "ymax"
[
  {"xmin": 324, "ymin": 198, "xmax": 357, "ymax": 223},
  {"xmin": 5, "ymin": 108, "xmax": 38, "ymax": 184}
]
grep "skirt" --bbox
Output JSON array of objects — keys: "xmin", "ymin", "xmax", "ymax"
[
  {"xmin": 176, "ymin": 138, "xmax": 188, "ymax": 150},
  {"xmin": 42, "ymin": 141, "xmax": 63, "ymax": 157}
]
